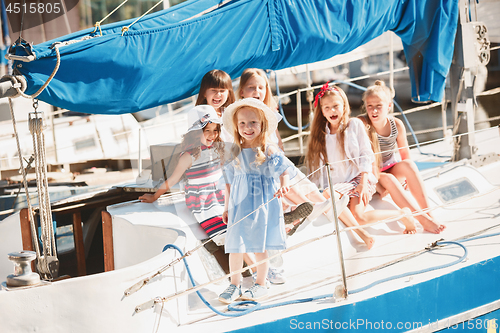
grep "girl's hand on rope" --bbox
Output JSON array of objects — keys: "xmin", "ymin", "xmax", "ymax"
[
  {"xmin": 139, "ymin": 193, "xmax": 156, "ymax": 203},
  {"xmin": 274, "ymin": 186, "xmax": 290, "ymax": 198},
  {"xmin": 222, "ymin": 210, "xmax": 228, "ymax": 224}
]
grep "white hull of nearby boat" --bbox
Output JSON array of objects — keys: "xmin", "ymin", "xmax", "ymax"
[{"xmin": 0, "ymin": 128, "xmax": 499, "ymax": 332}]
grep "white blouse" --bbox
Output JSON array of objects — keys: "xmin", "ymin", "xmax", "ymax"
[{"xmin": 318, "ymin": 117, "xmax": 377, "ymax": 188}]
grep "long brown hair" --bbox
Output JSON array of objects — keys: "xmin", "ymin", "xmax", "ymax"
[
  {"xmin": 196, "ymin": 69, "xmax": 236, "ymax": 109},
  {"xmin": 237, "ymin": 68, "xmax": 278, "ymax": 110},
  {"xmin": 306, "ymin": 85, "xmax": 351, "ymax": 180},
  {"xmin": 230, "ymin": 106, "xmax": 268, "ymax": 166},
  {"xmin": 359, "ymin": 80, "xmax": 395, "ymax": 172}
]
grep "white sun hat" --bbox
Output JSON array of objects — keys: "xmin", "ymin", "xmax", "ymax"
[
  {"xmin": 222, "ymin": 98, "xmax": 278, "ymax": 138},
  {"xmin": 187, "ymin": 105, "xmax": 222, "ymax": 132}
]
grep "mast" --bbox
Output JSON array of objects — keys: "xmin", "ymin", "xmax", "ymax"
[{"xmin": 450, "ymin": 0, "xmax": 490, "ymax": 161}]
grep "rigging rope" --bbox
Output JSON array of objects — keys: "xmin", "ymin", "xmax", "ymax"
[
  {"xmin": 121, "ymin": 0, "xmax": 165, "ymax": 35},
  {"xmin": 7, "ymin": 70, "xmax": 60, "ymax": 278},
  {"xmin": 8, "ymin": 98, "xmax": 41, "ymax": 258},
  {"xmin": 8, "ymin": 97, "xmax": 58, "ymax": 279},
  {"xmin": 28, "ymin": 101, "xmax": 58, "ymax": 279},
  {"xmin": 92, "ymin": 0, "xmax": 129, "ymax": 36}
]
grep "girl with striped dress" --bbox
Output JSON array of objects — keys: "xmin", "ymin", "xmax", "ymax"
[
  {"xmin": 359, "ymin": 80, "xmax": 445, "ymax": 234},
  {"xmin": 139, "ymin": 105, "xmax": 227, "ymax": 243}
]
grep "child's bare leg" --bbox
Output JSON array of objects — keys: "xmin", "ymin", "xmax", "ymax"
[
  {"xmin": 399, "ymin": 208, "xmax": 418, "ymax": 234},
  {"xmin": 284, "ymin": 187, "xmax": 311, "ymax": 205},
  {"xmin": 349, "ymin": 197, "xmax": 417, "ymax": 234},
  {"xmin": 389, "ymin": 161, "xmax": 436, "ymax": 218},
  {"xmin": 254, "ymin": 252, "xmax": 269, "ymax": 286},
  {"xmin": 243, "ymin": 253, "xmax": 257, "ymax": 274},
  {"xmin": 339, "ymin": 208, "xmax": 374, "ymax": 249},
  {"xmin": 322, "ymin": 188, "xmax": 331, "ymax": 200},
  {"xmin": 305, "ymin": 188, "xmax": 328, "ymax": 203},
  {"xmin": 379, "ymin": 172, "xmax": 444, "ymax": 234},
  {"xmin": 229, "ymin": 253, "xmax": 244, "ymax": 286}
]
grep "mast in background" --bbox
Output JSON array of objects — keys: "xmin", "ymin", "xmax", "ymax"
[{"xmin": 450, "ymin": 0, "xmax": 491, "ymax": 161}]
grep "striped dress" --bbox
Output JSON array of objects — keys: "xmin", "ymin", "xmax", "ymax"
[
  {"xmin": 378, "ymin": 117, "xmax": 400, "ymax": 171},
  {"xmin": 183, "ymin": 146, "xmax": 226, "ymax": 238}
]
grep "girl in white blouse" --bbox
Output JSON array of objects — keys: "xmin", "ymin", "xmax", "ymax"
[{"xmin": 306, "ymin": 83, "xmax": 417, "ymax": 235}]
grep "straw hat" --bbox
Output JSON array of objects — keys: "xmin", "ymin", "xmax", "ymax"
[
  {"xmin": 186, "ymin": 105, "xmax": 222, "ymax": 132},
  {"xmin": 222, "ymin": 98, "xmax": 278, "ymax": 137}
]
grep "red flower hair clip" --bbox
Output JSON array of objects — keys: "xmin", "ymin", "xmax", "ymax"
[{"xmin": 314, "ymin": 82, "xmax": 338, "ymax": 108}]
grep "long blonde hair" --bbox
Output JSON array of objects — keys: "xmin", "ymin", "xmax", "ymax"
[
  {"xmin": 237, "ymin": 68, "xmax": 278, "ymax": 110},
  {"xmin": 231, "ymin": 106, "xmax": 269, "ymax": 166},
  {"xmin": 359, "ymin": 80, "xmax": 395, "ymax": 171},
  {"xmin": 306, "ymin": 85, "xmax": 351, "ymax": 179}
]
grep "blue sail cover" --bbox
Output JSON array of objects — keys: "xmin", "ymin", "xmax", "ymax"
[{"xmin": 11, "ymin": 0, "xmax": 458, "ymax": 114}]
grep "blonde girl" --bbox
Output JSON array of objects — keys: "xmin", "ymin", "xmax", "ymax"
[
  {"xmin": 218, "ymin": 98, "xmax": 295, "ymax": 303},
  {"xmin": 307, "ymin": 83, "xmax": 417, "ymax": 235},
  {"xmin": 237, "ymin": 68, "xmax": 284, "ymax": 150},
  {"xmin": 237, "ymin": 68, "xmax": 333, "ymax": 226},
  {"xmin": 359, "ymin": 80, "xmax": 445, "ymax": 234}
]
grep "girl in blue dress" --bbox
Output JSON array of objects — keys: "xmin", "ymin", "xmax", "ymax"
[{"xmin": 218, "ymin": 98, "xmax": 296, "ymax": 303}]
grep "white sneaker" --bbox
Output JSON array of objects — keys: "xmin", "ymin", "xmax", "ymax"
[
  {"xmin": 241, "ymin": 283, "xmax": 268, "ymax": 301},
  {"xmin": 252, "ymin": 271, "xmax": 271, "ymax": 288},
  {"xmin": 267, "ymin": 267, "xmax": 286, "ymax": 284},
  {"xmin": 218, "ymin": 284, "xmax": 242, "ymax": 304}
]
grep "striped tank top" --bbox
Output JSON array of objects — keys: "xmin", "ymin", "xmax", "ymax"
[{"xmin": 377, "ymin": 117, "xmax": 398, "ymax": 166}]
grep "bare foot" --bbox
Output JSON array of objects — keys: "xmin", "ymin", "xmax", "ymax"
[
  {"xmin": 418, "ymin": 216, "xmax": 446, "ymax": 234},
  {"xmin": 400, "ymin": 208, "xmax": 417, "ymax": 234},
  {"xmin": 355, "ymin": 229, "xmax": 375, "ymax": 249}
]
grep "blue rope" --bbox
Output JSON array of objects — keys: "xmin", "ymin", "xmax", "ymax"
[
  {"xmin": 392, "ymin": 98, "xmax": 450, "ymax": 159},
  {"xmin": 162, "ymin": 233, "xmax": 500, "ymax": 316},
  {"xmin": 457, "ymin": 231, "xmax": 500, "ymax": 243},
  {"xmin": 272, "ymin": 70, "xmax": 310, "ymax": 131}
]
